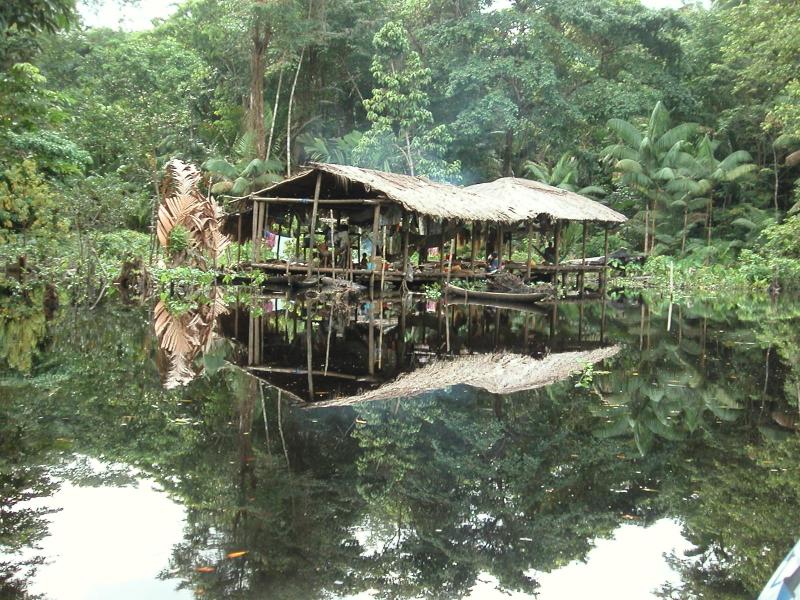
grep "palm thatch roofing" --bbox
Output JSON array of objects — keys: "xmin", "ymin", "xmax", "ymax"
[
  {"xmin": 256, "ymin": 162, "xmax": 525, "ymax": 222},
  {"xmin": 307, "ymin": 345, "xmax": 620, "ymax": 408},
  {"xmin": 466, "ymin": 177, "xmax": 627, "ymax": 224}
]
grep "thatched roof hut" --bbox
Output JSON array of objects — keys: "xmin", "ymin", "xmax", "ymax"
[
  {"xmin": 249, "ymin": 162, "xmax": 525, "ymax": 223},
  {"xmin": 466, "ymin": 177, "xmax": 627, "ymax": 224},
  {"xmin": 307, "ymin": 345, "xmax": 620, "ymax": 408}
]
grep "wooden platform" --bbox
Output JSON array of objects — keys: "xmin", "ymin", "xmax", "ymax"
[{"xmin": 245, "ymin": 260, "xmax": 606, "ymax": 285}]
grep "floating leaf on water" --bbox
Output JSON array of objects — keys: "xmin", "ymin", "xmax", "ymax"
[
  {"xmin": 195, "ymin": 566, "xmax": 216, "ymax": 573},
  {"xmin": 226, "ymin": 551, "xmax": 248, "ymax": 559}
]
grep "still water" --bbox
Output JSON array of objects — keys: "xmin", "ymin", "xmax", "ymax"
[{"xmin": 1, "ymin": 289, "xmax": 799, "ymax": 599}]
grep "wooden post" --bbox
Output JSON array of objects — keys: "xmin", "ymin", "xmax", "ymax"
[
  {"xmin": 306, "ymin": 172, "xmax": 322, "ymax": 276},
  {"xmin": 262, "ymin": 202, "xmax": 269, "ymax": 263},
  {"xmin": 370, "ymin": 204, "xmax": 380, "ymax": 289},
  {"xmin": 470, "ymin": 222, "xmax": 477, "ymax": 268},
  {"xmin": 497, "ymin": 223, "xmax": 504, "ymax": 266},
  {"xmin": 445, "ymin": 237, "xmax": 455, "ymax": 287},
  {"xmin": 330, "ymin": 210, "xmax": 336, "ymax": 280},
  {"xmin": 367, "ymin": 298, "xmax": 375, "ymax": 375},
  {"xmin": 401, "ymin": 211, "xmax": 410, "ymax": 282},
  {"xmin": 252, "ymin": 201, "xmax": 267, "ymax": 263},
  {"xmin": 526, "ymin": 220, "xmax": 533, "ymax": 282},
  {"xmin": 306, "ymin": 306, "xmax": 314, "ymax": 402},
  {"xmin": 236, "ymin": 213, "xmax": 242, "ymax": 265},
  {"xmin": 580, "ymin": 221, "xmax": 588, "ymax": 297},
  {"xmin": 601, "ymin": 225, "xmax": 610, "ymax": 296},
  {"xmin": 552, "ymin": 220, "xmax": 561, "ymax": 286},
  {"xmin": 294, "ymin": 214, "xmax": 300, "ymax": 260},
  {"xmin": 439, "ymin": 225, "xmax": 445, "ymax": 274}
]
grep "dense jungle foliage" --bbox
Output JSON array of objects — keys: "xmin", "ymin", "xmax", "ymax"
[{"xmin": 2, "ymin": 0, "xmax": 800, "ymax": 298}]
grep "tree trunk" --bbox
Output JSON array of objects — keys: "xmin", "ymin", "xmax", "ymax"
[
  {"xmin": 502, "ymin": 129, "xmax": 514, "ymax": 177},
  {"xmin": 405, "ymin": 132, "xmax": 415, "ymax": 176},
  {"xmin": 643, "ymin": 201, "xmax": 650, "ymax": 255},
  {"xmin": 248, "ymin": 17, "xmax": 271, "ymax": 160},
  {"xmin": 681, "ymin": 203, "xmax": 688, "ymax": 256},
  {"xmin": 286, "ymin": 47, "xmax": 306, "ymax": 177},
  {"xmin": 266, "ymin": 68, "xmax": 284, "ymax": 162},
  {"xmin": 773, "ymin": 145, "xmax": 780, "ymax": 216}
]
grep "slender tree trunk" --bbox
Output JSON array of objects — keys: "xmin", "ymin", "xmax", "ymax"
[
  {"xmin": 266, "ymin": 68, "xmax": 284, "ymax": 163},
  {"xmin": 502, "ymin": 129, "xmax": 514, "ymax": 177},
  {"xmin": 248, "ymin": 15, "xmax": 271, "ymax": 160},
  {"xmin": 405, "ymin": 132, "xmax": 415, "ymax": 176},
  {"xmin": 773, "ymin": 145, "xmax": 780, "ymax": 215},
  {"xmin": 286, "ymin": 47, "xmax": 306, "ymax": 177},
  {"xmin": 643, "ymin": 201, "xmax": 650, "ymax": 255},
  {"xmin": 681, "ymin": 204, "xmax": 688, "ymax": 256}
]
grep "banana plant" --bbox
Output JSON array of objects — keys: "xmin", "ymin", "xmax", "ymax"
[{"xmin": 203, "ymin": 132, "xmax": 285, "ymax": 197}]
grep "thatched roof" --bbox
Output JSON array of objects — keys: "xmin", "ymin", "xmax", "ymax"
[
  {"xmin": 466, "ymin": 177, "xmax": 627, "ymax": 224},
  {"xmin": 307, "ymin": 345, "xmax": 620, "ymax": 408},
  {"xmin": 257, "ymin": 163, "xmax": 526, "ymax": 222}
]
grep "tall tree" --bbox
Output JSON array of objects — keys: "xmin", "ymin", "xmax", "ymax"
[
  {"xmin": 604, "ymin": 101, "xmax": 699, "ymax": 254},
  {"xmin": 355, "ymin": 22, "xmax": 460, "ymax": 180}
]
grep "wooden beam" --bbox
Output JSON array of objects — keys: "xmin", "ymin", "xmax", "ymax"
[
  {"xmin": 306, "ymin": 173, "xmax": 322, "ymax": 276},
  {"xmin": 247, "ymin": 364, "xmax": 380, "ymax": 382},
  {"xmin": 252, "ymin": 196, "xmax": 385, "ymax": 205}
]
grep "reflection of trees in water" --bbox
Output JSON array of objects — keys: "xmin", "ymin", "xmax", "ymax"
[{"xmin": 3, "ymin": 297, "xmax": 800, "ymax": 598}]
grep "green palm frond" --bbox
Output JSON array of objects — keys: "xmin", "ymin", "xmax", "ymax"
[
  {"xmin": 607, "ymin": 118, "xmax": 643, "ymax": 148},
  {"xmin": 655, "ymin": 123, "xmax": 700, "ymax": 152}
]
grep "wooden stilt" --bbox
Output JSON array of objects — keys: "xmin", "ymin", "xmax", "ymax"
[
  {"xmin": 580, "ymin": 221, "xmax": 587, "ymax": 296},
  {"xmin": 367, "ymin": 299, "xmax": 375, "ymax": 375},
  {"xmin": 601, "ymin": 226, "xmax": 610, "ymax": 296},
  {"xmin": 306, "ymin": 307, "xmax": 314, "ymax": 402},
  {"xmin": 306, "ymin": 173, "xmax": 322, "ymax": 276},
  {"xmin": 439, "ymin": 225, "xmax": 445, "ymax": 273},
  {"xmin": 497, "ymin": 223, "xmax": 504, "ymax": 265},
  {"xmin": 236, "ymin": 213, "xmax": 242, "ymax": 265},
  {"xmin": 401, "ymin": 211, "xmax": 410, "ymax": 282},
  {"xmin": 552, "ymin": 220, "xmax": 561, "ymax": 287},
  {"xmin": 329, "ymin": 210, "xmax": 336, "ymax": 280},
  {"xmin": 470, "ymin": 222, "xmax": 477, "ymax": 269},
  {"xmin": 370, "ymin": 204, "xmax": 381, "ymax": 290},
  {"xmin": 252, "ymin": 201, "xmax": 267, "ymax": 263},
  {"xmin": 526, "ymin": 220, "xmax": 533, "ymax": 282}
]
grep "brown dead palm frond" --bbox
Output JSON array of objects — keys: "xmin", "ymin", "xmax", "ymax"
[
  {"xmin": 154, "ymin": 301, "xmax": 198, "ymax": 355},
  {"xmin": 157, "ymin": 158, "xmax": 231, "ymax": 263}
]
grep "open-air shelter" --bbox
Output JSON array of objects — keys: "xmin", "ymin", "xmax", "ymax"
[{"xmin": 225, "ymin": 163, "xmax": 626, "ymax": 291}]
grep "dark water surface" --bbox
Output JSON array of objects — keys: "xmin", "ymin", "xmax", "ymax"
[{"xmin": 2, "ymin": 289, "xmax": 800, "ymax": 599}]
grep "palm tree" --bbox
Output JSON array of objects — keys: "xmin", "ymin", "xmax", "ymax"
[
  {"xmin": 677, "ymin": 135, "xmax": 757, "ymax": 256},
  {"xmin": 524, "ymin": 153, "xmax": 606, "ymax": 198},
  {"xmin": 604, "ymin": 102, "xmax": 699, "ymax": 254}
]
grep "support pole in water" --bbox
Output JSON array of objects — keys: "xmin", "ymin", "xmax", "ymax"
[
  {"xmin": 526, "ymin": 220, "xmax": 533, "ymax": 282},
  {"xmin": 306, "ymin": 172, "xmax": 322, "ymax": 277},
  {"xmin": 601, "ymin": 225, "xmax": 609, "ymax": 296}
]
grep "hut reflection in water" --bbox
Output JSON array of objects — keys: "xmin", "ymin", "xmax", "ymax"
[{"xmin": 220, "ymin": 292, "xmax": 614, "ymax": 405}]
